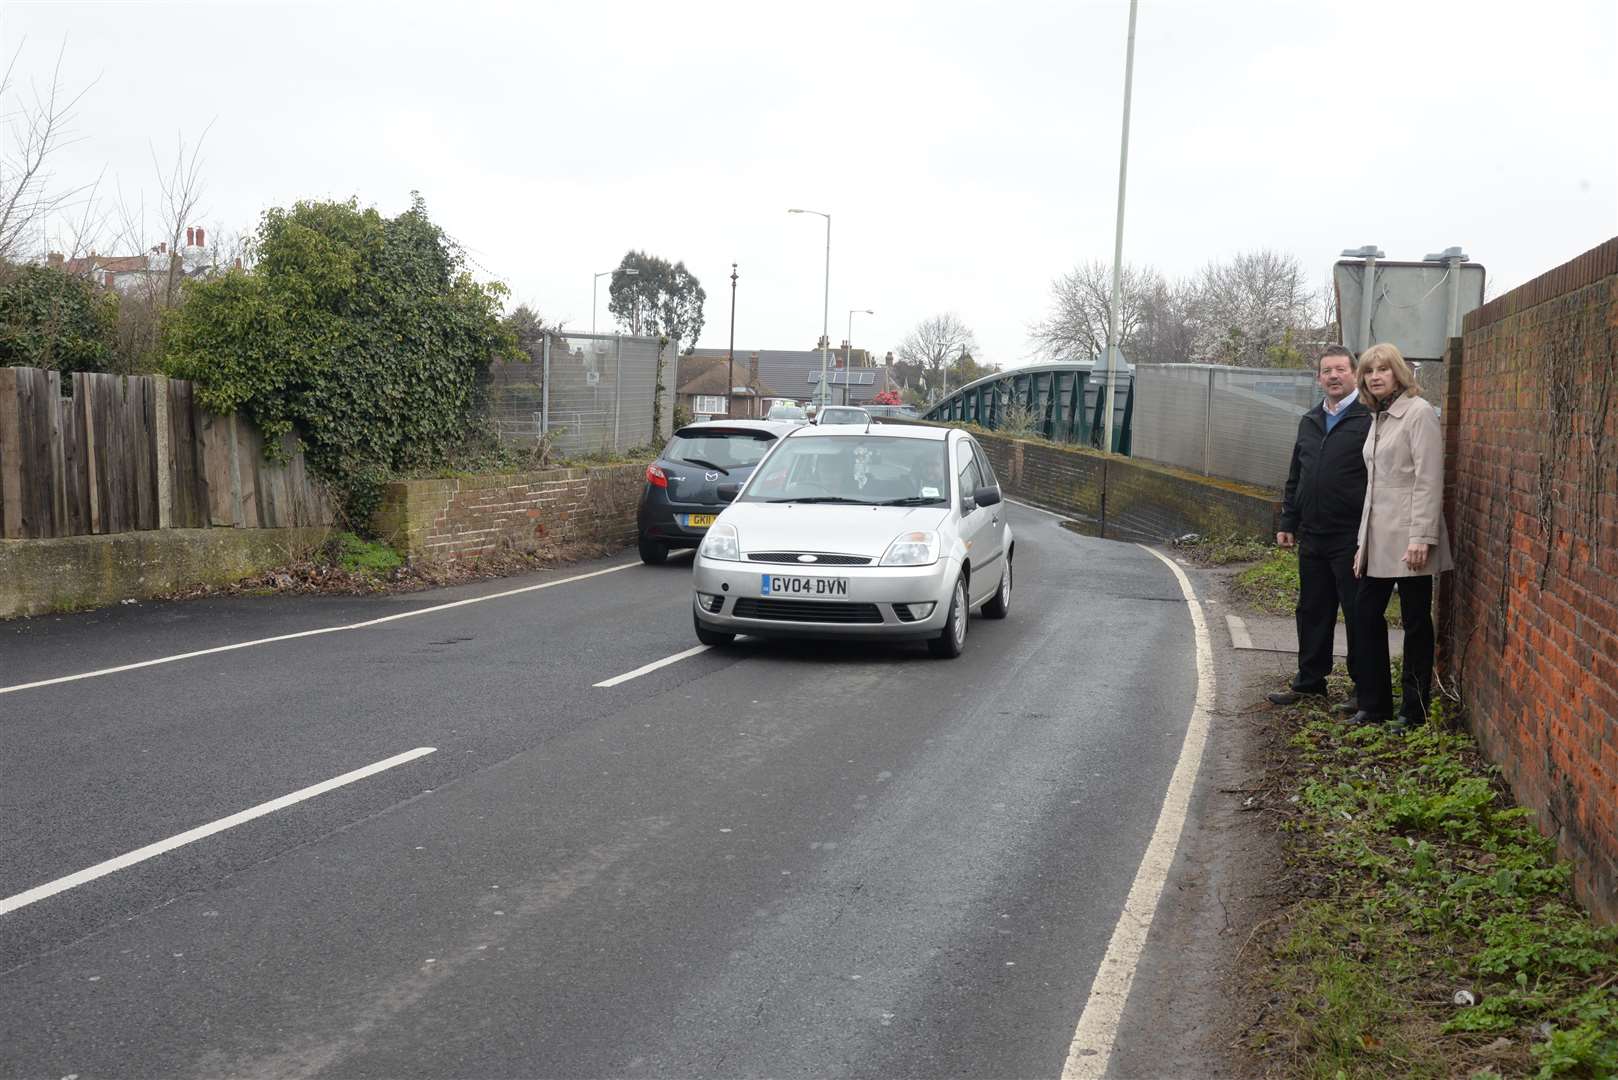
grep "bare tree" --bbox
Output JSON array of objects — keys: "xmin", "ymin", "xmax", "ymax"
[
  {"xmin": 0, "ymin": 41, "xmax": 98, "ymax": 261},
  {"xmin": 897, "ymin": 313, "xmax": 979, "ymax": 399},
  {"xmin": 1029, "ymin": 260, "xmax": 1160, "ymax": 362},
  {"xmin": 1133, "ymin": 276, "xmax": 1201, "ymax": 365},
  {"xmin": 1192, "ymin": 249, "xmax": 1315, "ymax": 367}
]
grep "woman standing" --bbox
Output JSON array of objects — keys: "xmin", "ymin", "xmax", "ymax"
[{"xmin": 1351, "ymin": 343, "xmax": 1453, "ymax": 730}]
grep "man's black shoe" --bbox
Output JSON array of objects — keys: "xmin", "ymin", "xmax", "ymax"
[
  {"xmin": 1346, "ymin": 710, "xmax": 1389, "ymax": 727},
  {"xmin": 1332, "ymin": 697, "xmax": 1360, "ymax": 715},
  {"xmin": 1267, "ymin": 688, "xmax": 1326, "ymax": 706}
]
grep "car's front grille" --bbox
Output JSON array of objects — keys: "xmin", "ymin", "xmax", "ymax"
[
  {"xmin": 746, "ymin": 552, "xmax": 873, "ymax": 566},
  {"xmin": 731, "ymin": 598, "xmax": 883, "ymax": 624}
]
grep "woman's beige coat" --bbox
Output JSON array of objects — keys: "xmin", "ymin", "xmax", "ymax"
[{"xmin": 1355, "ymin": 391, "xmax": 1454, "ymax": 578}]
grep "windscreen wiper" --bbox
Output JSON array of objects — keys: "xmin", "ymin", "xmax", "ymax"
[
  {"xmin": 766, "ymin": 496, "xmax": 874, "ymax": 504},
  {"xmin": 878, "ymin": 496, "xmax": 947, "ymax": 506},
  {"xmin": 678, "ymin": 458, "xmax": 729, "ymax": 474}
]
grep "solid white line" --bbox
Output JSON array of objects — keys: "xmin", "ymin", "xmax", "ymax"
[
  {"xmin": 1060, "ymin": 545, "xmax": 1216, "ymax": 1080},
  {"xmin": 0, "ymin": 747, "xmax": 438, "ymax": 917},
  {"xmin": 593, "ymin": 644, "xmax": 711, "ymax": 687},
  {"xmin": 0, "ymin": 562, "xmax": 640, "ymax": 696},
  {"xmin": 1004, "ymin": 497, "xmax": 1068, "ymax": 518},
  {"xmin": 1225, "ymin": 613, "xmax": 1254, "ymax": 650}
]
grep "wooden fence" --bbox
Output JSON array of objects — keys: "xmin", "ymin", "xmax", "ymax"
[{"xmin": 0, "ymin": 366, "xmax": 334, "ymax": 539}]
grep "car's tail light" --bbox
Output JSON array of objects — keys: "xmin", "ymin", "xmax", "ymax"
[{"xmin": 646, "ymin": 464, "xmax": 668, "ymax": 488}]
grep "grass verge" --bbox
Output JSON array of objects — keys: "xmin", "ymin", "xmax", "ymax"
[
  {"xmin": 1172, "ymin": 532, "xmax": 1274, "ymax": 566},
  {"xmin": 1244, "ymin": 698, "xmax": 1618, "ymax": 1078}
]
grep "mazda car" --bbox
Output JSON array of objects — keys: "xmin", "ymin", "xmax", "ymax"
[
  {"xmin": 691, "ymin": 424, "xmax": 1012, "ymax": 657},
  {"xmin": 637, "ymin": 420, "xmax": 793, "ymax": 564}
]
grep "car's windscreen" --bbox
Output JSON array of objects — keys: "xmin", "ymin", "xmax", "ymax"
[
  {"xmin": 767, "ymin": 406, "xmax": 805, "ymax": 420},
  {"xmin": 662, "ymin": 430, "xmax": 776, "ymax": 471},
  {"xmin": 740, "ymin": 436, "xmax": 950, "ymax": 505},
  {"xmin": 819, "ymin": 409, "xmax": 865, "ymax": 424}
]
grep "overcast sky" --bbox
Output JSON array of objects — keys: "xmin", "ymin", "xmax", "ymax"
[{"xmin": 6, "ymin": 0, "xmax": 1615, "ymax": 367}]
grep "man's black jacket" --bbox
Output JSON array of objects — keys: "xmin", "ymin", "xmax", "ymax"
[{"xmin": 1280, "ymin": 398, "xmax": 1371, "ymax": 541}]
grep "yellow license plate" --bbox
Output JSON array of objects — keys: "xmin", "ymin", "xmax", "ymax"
[{"xmin": 686, "ymin": 514, "xmax": 717, "ymax": 528}]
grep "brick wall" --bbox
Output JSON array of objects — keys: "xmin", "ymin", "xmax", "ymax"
[
  {"xmin": 1441, "ymin": 236, "xmax": 1618, "ymax": 922},
  {"xmin": 371, "ymin": 463, "xmax": 645, "ymax": 561},
  {"xmin": 970, "ymin": 429, "xmax": 1280, "ymax": 542}
]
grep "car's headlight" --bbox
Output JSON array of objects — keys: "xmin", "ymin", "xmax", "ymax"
[
  {"xmin": 701, "ymin": 522, "xmax": 740, "ymax": 561},
  {"xmin": 880, "ymin": 530, "xmax": 939, "ymax": 566}
]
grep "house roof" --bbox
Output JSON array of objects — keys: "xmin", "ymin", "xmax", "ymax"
[
  {"xmin": 675, "ymin": 355, "xmax": 777, "ymax": 398},
  {"xmin": 686, "ymin": 347, "xmax": 897, "ymax": 404},
  {"xmin": 62, "ymin": 255, "xmax": 152, "ymax": 276}
]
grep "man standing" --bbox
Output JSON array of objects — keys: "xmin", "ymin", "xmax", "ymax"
[{"xmin": 1268, "ymin": 345, "xmax": 1371, "ymax": 710}]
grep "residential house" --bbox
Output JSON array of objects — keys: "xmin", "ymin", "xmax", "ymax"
[
  {"xmin": 675, "ymin": 353, "xmax": 777, "ymax": 420},
  {"xmin": 686, "ymin": 339, "xmax": 902, "ymax": 407},
  {"xmin": 49, "ymin": 226, "xmax": 224, "ymax": 296}
]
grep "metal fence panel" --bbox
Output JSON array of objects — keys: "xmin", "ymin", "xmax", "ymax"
[
  {"xmin": 1132, "ymin": 365, "xmax": 1212, "ymax": 476},
  {"xmin": 1133, "ymin": 363, "xmax": 1322, "ymax": 490},
  {"xmin": 485, "ymin": 332, "xmax": 675, "ymax": 458}
]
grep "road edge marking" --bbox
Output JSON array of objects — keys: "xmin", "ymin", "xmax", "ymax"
[
  {"xmin": 1060, "ymin": 544, "xmax": 1216, "ymax": 1080},
  {"xmin": 0, "ymin": 747, "xmax": 438, "ymax": 917},
  {"xmin": 0, "ymin": 562, "xmax": 640, "ymax": 696},
  {"xmin": 1004, "ymin": 497, "xmax": 1068, "ymax": 518},
  {"xmin": 1225, "ymin": 612, "xmax": 1254, "ymax": 650},
  {"xmin": 593, "ymin": 644, "xmax": 711, "ymax": 687}
]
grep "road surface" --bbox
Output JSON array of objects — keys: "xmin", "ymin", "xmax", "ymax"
[{"xmin": 1, "ymin": 504, "xmax": 1203, "ymax": 1078}]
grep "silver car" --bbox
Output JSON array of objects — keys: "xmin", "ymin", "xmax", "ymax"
[{"xmin": 691, "ymin": 424, "xmax": 1012, "ymax": 658}]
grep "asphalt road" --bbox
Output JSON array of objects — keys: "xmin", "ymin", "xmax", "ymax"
[{"xmin": 0, "ymin": 504, "xmax": 1200, "ymax": 1078}]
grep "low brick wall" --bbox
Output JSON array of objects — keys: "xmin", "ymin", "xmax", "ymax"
[
  {"xmin": 0, "ymin": 526, "xmax": 330, "ymax": 619},
  {"xmin": 371, "ymin": 464, "xmax": 645, "ymax": 561},
  {"xmin": 971, "ymin": 429, "xmax": 1279, "ymax": 542}
]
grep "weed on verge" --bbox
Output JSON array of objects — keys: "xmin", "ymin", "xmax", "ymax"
[{"xmin": 1245, "ymin": 699, "xmax": 1617, "ymax": 1078}]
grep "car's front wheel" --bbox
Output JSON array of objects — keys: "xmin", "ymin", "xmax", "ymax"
[
  {"xmin": 927, "ymin": 576, "xmax": 968, "ymax": 658},
  {"xmin": 693, "ymin": 610, "xmax": 735, "ymax": 646},
  {"xmin": 639, "ymin": 536, "xmax": 670, "ymax": 565},
  {"xmin": 982, "ymin": 557, "xmax": 1012, "ymax": 619}
]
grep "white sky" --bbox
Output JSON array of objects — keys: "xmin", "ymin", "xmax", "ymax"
[{"xmin": 5, "ymin": 0, "xmax": 1615, "ymax": 368}]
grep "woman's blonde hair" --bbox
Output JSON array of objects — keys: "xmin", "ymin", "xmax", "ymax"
[{"xmin": 1357, "ymin": 342, "xmax": 1422, "ymax": 406}]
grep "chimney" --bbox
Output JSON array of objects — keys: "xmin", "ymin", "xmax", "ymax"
[
  {"xmin": 186, "ymin": 227, "xmax": 195, "ymax": 246},
  {"xmin": 158, "ymin": 242, "xmax": 167, "ymax": 254},
  {"xmin": 47, "ymin": 252, "xmax": 63, "ymax": 267},
  {"xmin": 748, "ymin": 352, "xmax": 759, "ymax": 385},
  {"xmin": 233, "ymin": 256, "xmax": 242, "ymax": 270},
  {"xmin": 885, "ymin": 351, "xmax": 894, "ymax": 366},
  {"xmin": 195, "ymin": 226, "xmax": 205, "ymax": 247}
]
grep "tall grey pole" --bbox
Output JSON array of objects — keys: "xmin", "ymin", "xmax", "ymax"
[
  {"xmin": 820, "ymin": 215, "xmax": 831, "ymax": 408},
  {"xmin": 1102, "ymin": 0, "xmax": 1139, "ymax": 456}
]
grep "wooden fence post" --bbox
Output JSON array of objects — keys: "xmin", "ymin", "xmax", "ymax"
[
  {"xmin": 155, "ymin": 377, "xmax": 172, "ymax": 529},
  {"xmin": 0, "ymin": 367, "xmax": 22, "ymax": 538}
]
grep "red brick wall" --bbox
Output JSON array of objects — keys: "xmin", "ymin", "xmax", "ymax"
[
  {"xmin": 372, "ymin": 464, "xmax": 644, "ymax": 561},
  {"xmin": 1441, "ymin": 236, "xmax": 1618, "ymax": 922}
]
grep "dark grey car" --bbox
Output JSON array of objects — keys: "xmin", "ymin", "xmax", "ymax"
[{"xmin": 636, "ymin": 421, "xmax": 793, "ymax": 564}]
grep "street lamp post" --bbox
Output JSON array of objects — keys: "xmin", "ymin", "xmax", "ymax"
[
  {"xmin": 1102, "ymin": 0, "xmax": 1139, "ymax": 456},
  {"xmin": 592, "ymin": 266, "xmax": 640, "ymax": 339},
  {"xmin": 728, "ymin": 263, "xmax": 739, "ymax": 417},
  {"xmin": 788, "ymin": 209, "xmax": 831, "ymax": 408},
  {"xmin": 846, "ymin": 308, "xmax": 873, "ymax": 406}
]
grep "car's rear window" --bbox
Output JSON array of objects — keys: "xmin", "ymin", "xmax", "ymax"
[{"xmin": 663, "ymin": 429, "xmax": 776, "ymax": 470}]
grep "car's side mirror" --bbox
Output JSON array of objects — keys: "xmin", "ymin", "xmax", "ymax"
[
  {"xmin": 974, "ymin": 484, "xmax": 1002, "ymax": 508},
  {"xmin": 716, "ymin": 482, "xmax": 741, "ymax": 502}
]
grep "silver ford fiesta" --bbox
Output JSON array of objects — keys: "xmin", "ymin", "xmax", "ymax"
[{"xmin": 691, "ymin": 423, "xmax": 1013, "ymax": 658}]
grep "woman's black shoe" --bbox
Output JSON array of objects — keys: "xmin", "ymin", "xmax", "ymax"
[{"xmin": 1346, "ymin": 710, "xmax": 1389, "ymax": 727}]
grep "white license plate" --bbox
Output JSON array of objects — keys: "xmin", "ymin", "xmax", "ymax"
[{"xmin": 760, "ymin": 575, "xmax": 850, "ymax": 597}]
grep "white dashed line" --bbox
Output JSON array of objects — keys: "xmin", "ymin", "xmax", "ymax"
[
  {"xmin": 594, "ymin": 645, "xmax": 711, "ymax": 687},
  {"xmin": 0, "ymin": 747, "xmax": 438, "ymax": 916}
]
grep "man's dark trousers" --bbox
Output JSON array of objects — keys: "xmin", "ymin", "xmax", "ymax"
[{"xmin": 1292, "ymin": 534, "xmax": 1359, "ymax": 694}]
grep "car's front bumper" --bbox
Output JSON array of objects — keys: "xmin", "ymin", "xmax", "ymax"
[{"xmin": 692, "ymin": 553, "xmax": 959, "ymax": 639}]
